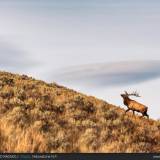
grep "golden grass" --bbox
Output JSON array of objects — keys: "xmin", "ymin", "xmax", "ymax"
[{"xmin": 0, "ymin": 71, "xmax": 160, "ymax": 153}]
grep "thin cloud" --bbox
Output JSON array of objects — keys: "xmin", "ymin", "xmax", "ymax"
[{"xmin": 52, "ymin": 61, "xmax": 160, "ymax": 88}]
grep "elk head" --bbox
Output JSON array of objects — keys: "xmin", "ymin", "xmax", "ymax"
[{"xmin": 121, "ymin": 91, "xmax": 140, "ymax": 99}]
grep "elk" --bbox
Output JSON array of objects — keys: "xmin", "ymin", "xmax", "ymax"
[{"xmin": 121, "ymin": 91, "xmax": 149, "ymax": 118}]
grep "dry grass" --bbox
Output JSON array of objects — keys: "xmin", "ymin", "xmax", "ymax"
[{"xmin": 0, "ymin": 71, "xmax": 160, "ymax": 153}]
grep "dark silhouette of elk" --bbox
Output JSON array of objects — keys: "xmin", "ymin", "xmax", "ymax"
[{"xmin": 121, "ymin": 91, "xmax": 149, "ymax": 118}]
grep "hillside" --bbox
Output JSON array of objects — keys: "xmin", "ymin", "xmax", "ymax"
[{"xmin": 0, "ymin": 71, "xmax": 160, "ymax": 153}]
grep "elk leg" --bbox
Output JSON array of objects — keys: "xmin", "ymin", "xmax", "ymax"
[
  {"xmin": 141, "ymin": 112, "xmax": 148, "ymax": 118},
  {"xmin": 125, "ymin": 108, "xmax": 130, "ymax": 114},
  {"xmin": 144, "ymin": 112, "xmax": 149, "ymax": 119},
  {"xmin": 146, "ymin": 114, "xmax": 149, "ymax": 119}
]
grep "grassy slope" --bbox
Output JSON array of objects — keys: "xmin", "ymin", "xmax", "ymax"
[{"xmin": 0, "ymin": 71, "xmax": 160, "ymax": 153}]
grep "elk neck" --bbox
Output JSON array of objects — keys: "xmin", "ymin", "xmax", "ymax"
[{"xmin": 123, "ymin": 96, "xmax": 132, "ymax": 106}]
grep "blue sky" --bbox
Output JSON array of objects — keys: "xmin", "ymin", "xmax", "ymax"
[{"xmin": 0, "ymin": 0, "xmax": 160, "ymax": 118}]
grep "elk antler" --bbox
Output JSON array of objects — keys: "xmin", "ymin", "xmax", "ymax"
[
  {"xmin": 124, "ymin": 91, "xmax": 129, "ymax": 96},
  {"xmin": 124, "ymin": 91, "xmax": 141, "ymax": 97}
]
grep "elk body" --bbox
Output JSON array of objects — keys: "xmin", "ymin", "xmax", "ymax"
[{"xmin": 121, "ymin": 91, "xmax": 149, "ymax": 118}]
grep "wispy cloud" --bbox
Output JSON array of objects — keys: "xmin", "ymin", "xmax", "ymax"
[{"xmin": 52, "ymin": 61, "xmax": 160, "ymax": 88}]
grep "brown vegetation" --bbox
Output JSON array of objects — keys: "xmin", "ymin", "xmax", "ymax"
[{"xmin": 0, "ymin": 71, "xmax": 160, "ymax": 153}]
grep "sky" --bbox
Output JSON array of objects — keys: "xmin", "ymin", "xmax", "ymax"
[{"xmin": 0, "ymin": 0, "xmax": 160, "ymax": 119}]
